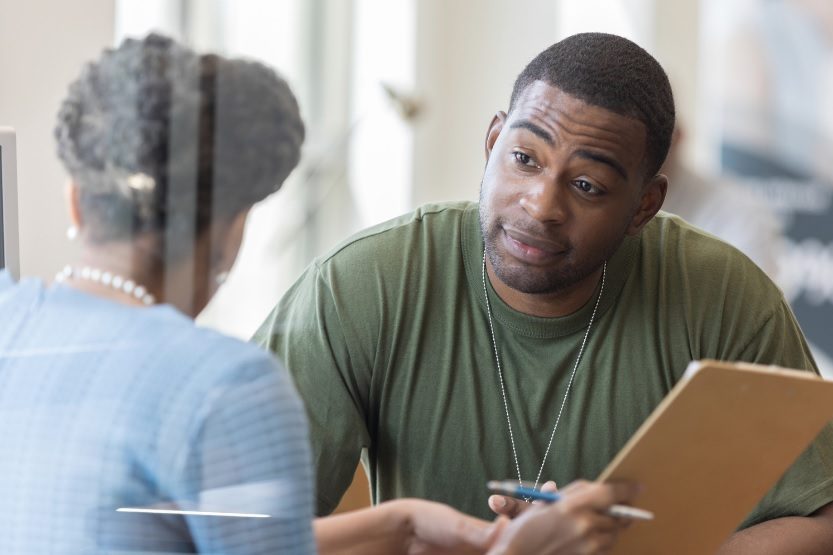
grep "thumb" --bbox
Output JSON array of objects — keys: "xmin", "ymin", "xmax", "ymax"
[{"xmin": 540, "ymin": 480, "xmax": 558, "ymax": 493}]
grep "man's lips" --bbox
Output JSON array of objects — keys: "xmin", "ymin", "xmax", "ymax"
[
  {"xmin": 503, "ymin": 226, "xmax": 566, "ymax": 253},
  {"xmin": 501, "ymin": 226, "xmax": 568, "ymax": 261}
]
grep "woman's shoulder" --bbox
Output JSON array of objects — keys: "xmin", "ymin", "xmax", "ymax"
[{"xmin": 136, "ymin": 306, "xmax": 285, "ymax": 384}]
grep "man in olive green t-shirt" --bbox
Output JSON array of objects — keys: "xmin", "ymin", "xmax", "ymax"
[{"xmin": 255, "ymin": 33, "xmax": 833, "ymax": 553}]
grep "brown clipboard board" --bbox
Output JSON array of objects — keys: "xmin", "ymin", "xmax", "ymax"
[{"xmin": 597, "ymin": 360, "xmax": 833, "ymax": 555}]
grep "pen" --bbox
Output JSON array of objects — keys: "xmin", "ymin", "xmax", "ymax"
[{"xmin": 487, "ymin": 480, "xmax": 654, "ymax": 521}]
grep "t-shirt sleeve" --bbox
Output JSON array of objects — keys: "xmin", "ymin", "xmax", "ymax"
[
  {"xmin": 178, "ymin": 356, "xmax": 317, "ymax": 554},
  {"xmin": 734, "ymin": 298, "xmax": 833, "ymax": 529},
  {"xmin": 252, "ymin": 263, "xmax": 372, "ymax": 516}
]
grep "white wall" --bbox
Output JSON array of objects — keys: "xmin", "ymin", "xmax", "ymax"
[
  {"xmin": 412, "ymin": 0, "xmax": 561, "ymax": 206},
  {"xmin": 0, "ymin": 0, "xmax": 115, "ymax": 279},
  {"xmin": 653, "ymin": 0, "xmax": 703, "ymax": 169}
]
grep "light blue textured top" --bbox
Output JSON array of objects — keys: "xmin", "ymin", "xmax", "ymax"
[{"xmin": 0, "ymin": 271, "xmax": 316, "ymax": 554}]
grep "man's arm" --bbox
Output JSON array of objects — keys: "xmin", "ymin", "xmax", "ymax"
[
  {"xmin": 719, "ymin": 294, "xmax": 833, "ymax": 552},
  {"xmin": 252, "ymin": 262, "xmax": 372, "ymax": 516},
  {"xmin": 717, "ymin": 502, "xmax": 833, "ymax": 555},
  {"xmin": 315, "ymin": 482, "xmax": 640, "ymax": 555}
]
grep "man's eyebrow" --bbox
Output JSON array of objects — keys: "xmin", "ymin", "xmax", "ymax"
[
  {"xmin": 509, "ymin": 120, "xmax": 554, "ymax": 145},
  {"xmin": 509, "ymin": 119, "xmax": 630, "ymax": 179},
  {"xmin": 576, "ymin": 150, "xmax": 628, "ymax": 180}
]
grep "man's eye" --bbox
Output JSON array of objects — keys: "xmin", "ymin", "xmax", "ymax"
[
  {"xmin": 573, "ymin": 179, "xmax": 600, "ymax": 195},
  {"xmin": 513, "ymin": 151, "xmax": 536, "ymax": 167}
]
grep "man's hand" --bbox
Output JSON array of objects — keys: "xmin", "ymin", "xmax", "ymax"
[
  {"xmin": 488, "ymin": 480, "xmax": 558, "ymax": 518},
  {"xmin": 487, "ymin": 480, "xmax": 640, "ymax": 555},
  {"xmin": 315, "ymin": 499, "xmax": 500, "ymax": 555},
  {"xmin": 394, "ymin": 498, "xmax": 501, "ymax": 554}
]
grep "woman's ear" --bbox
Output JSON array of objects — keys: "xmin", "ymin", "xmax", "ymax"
[
  {"xmin": 65, "ymin": 180, "xmax": 83, "ymax": 228},
  {"xmin": 214, "ymin": 209, "xmax": 251, "ymax": 276}
]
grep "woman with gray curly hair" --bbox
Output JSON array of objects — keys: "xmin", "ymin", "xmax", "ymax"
[
  {"xmin": 0, "ymin": 34, "xmax": 506, "ymax": 554},
  {"xmin": 53, "ymin": 34, "xmax": 305, "ymax": 314}
]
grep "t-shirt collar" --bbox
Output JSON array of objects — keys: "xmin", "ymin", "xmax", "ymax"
[{"xmin": 462, "ymin": 203, "xmax": 639, "ymax": 339}]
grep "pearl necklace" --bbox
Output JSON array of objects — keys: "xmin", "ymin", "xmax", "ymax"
[
  {"xmin": 481, "ymin": 251, "xmax": 606, "ymax": 499},
  {"xmin": 55, "ymin": 265, "xmax": 156, "ymax": 306}
]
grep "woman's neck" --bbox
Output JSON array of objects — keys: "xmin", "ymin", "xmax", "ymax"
[{"xmin": 61, "ymin": 242, "xmax": 162, "ymax": 308}]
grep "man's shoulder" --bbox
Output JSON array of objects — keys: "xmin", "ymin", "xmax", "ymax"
[
  {"xmin": 315, "ymin": 201, "xmax": 475, "ymax": 267},
  {"xmin": 644, "ymin": 212, "xmax": 752, "ymax": 262},
  {"xmin": 646, "ymin": 211, "xmax": 756, "ymax": 257},
  {"xmin": 642, "ymin": 212, "xmax": 781, "ymax": 298}
]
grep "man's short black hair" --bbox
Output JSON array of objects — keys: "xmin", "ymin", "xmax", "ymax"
[{"xmin": 509, "ymin": 32, "xmax": 675, "ymax": 179}]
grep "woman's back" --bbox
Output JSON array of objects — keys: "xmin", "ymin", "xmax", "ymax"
[{"xmin": 0, "ymin": 271, "xmax": 315, "ymax": 553}]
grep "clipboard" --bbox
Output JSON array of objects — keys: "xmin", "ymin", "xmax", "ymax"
[{"xmin": 597, "ymin": 360, "xmax": 833, "ymax": 555}]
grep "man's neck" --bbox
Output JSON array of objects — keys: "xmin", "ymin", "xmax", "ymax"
[{"xmin": 485, "ymin": 261, "xmax": 604, "ymax": 318}]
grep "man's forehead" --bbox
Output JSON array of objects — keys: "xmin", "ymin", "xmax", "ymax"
[
  {"xmin": 509, "ymin": 81, "xmax": 645, "ymax": 136},
  {"xmin": 512, "ymin": 81, "xmax": 570, "ymax": 112},
  {"xmin": 507, "ymin": 81, "xmax": 649, "ymax": 175}
]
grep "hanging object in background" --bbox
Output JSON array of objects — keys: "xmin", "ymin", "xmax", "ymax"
[{"xmin": 380, "ymin": 82, "xmax": 424, "ymax": 123}]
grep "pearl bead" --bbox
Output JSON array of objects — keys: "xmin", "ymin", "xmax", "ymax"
[{"xmin": 55, "ymin": 266, "xmax": 156, "ymax": 306}]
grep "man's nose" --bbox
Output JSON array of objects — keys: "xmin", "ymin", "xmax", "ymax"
[{"xmin": 519, "ymin": 177, "xmax": 568, "ymax": 224}]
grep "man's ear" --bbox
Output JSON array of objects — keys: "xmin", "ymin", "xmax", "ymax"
[
  {"xmin": 626, "ymin": 173, "xmax": 667, "ymax": 235},
  {"xmin": 485, "ymin": 111, "xmax": 507, "ymax": 161}
]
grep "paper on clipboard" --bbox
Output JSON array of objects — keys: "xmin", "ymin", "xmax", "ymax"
[{"xmin": 598, "ymin": 360, "xmax": 833, "ymax": 555}]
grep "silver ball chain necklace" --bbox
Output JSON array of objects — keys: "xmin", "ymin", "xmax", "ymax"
[{"xmin": 481, "ymin": 250, "xmax": 606, "ymax": 499}]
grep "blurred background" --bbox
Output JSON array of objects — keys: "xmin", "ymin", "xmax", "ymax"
[{"xmin": 0, "ymin": 0, "xmax": 830, "ymax": 369}]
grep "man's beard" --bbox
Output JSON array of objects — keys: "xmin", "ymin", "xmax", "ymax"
[
  {"xmin": 482, "ymin": 221, "xmax": 596, "ymax": 295},
  {"xmin": 479, "ymin": 199, "xmax": 619, "ymax": 296}
]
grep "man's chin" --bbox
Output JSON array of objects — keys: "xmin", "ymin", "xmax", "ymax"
[{"xmin": 491, "ymin": 263, "xmax": 576, "ymax": 296}]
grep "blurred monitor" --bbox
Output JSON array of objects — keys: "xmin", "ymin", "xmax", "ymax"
[{"xmin": 0, "ymin": 127, "xmax": 20, "ymax": 279}]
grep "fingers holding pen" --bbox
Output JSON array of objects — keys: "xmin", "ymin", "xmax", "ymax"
[
  {"xmin": 488, "ymin": 480, "xmax": 559, "ymax": 519},
  {"xmin": 485, "ymin": 479, "xmax": 643, "ymax": 553},
  {"xmin": 560, "ymin": 480, "xmax": 641, "ymax": 513},
  {"xmin": 487, "ymin": 501, "xmax": 622, "ymax": 555},
  {"xmin": 540, "ymin": 480, "xmax": 558, "ymax": 493},
  {"xmin": 540, "ymin": 483, "xmax": 638, "ymax": 553},
  {"xmin": 555, "ymin": 481, "xmax": 641, "ymax": 542}
]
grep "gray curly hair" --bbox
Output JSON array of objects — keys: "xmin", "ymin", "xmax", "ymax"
[{"xmin": 55, "ymin": 33, "xmax": 304, "ymax": 256}]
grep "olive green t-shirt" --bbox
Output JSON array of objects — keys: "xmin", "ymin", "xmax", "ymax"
[{"xmin": 254, "ymin": 201, "xmax": 833, "ymax": 526}]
